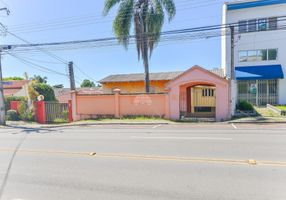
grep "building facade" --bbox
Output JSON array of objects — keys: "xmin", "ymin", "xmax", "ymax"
[
  {"xmin": 222, "ymin": 0, "xmax": 286, "ymax": 113},
  {"xmin": 3, "ymin": 80, "xmax": 30, "ymax": 97},
  {"xmin": 99, "ymin": 72, "xmax": 182, "ymax": 94}
]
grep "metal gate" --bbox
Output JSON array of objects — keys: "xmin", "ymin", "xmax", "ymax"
[
  {"xmin": 237, "ymin": 80, "xmax": 278, "ymax": 106},
  {"xmin": 45, "ymin": 102, "xmax": 69, "ymax": 123}
]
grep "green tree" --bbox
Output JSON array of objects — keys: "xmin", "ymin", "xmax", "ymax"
[
  {"xmin": 80, "ymin": 79, "xmax": 96, "ymax": 88},
  {"xmin": 33, "ymin": 83, "xmax": 56, "ymax": 101},
  {"xmin": 3, "ymin": 77, "xmax": 24, "ymax": 81},
  {"xmin": 32, "ymin": 75, "xmax": 47, "ymax": 84},
  {"xmin": 103, "ymin": 0, "xmax": 176, "ymax": 93}
]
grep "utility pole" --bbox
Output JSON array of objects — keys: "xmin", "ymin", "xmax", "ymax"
[
  {"xmin": 0, "ymin": 50, "xmax": 5, "ymax": 125},
  {"xmin": 68, "ymin": 61, "xmax": 76, "ymax": 91},
  {"xmin": 0, "ymin": 7, "xmax": 10, "ymax": 125},
  {"xmin": 229, "ymin": 25, "xmax": 235, "ymax": 116},
  {"xmin": 230, "ymin": 26, "xmax": 235, "ymax": 80}
]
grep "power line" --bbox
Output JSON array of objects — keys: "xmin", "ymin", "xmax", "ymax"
[
  {"xmin": 6, "ymin": 0, "xmax": 222, "ymax": 34},
  {"xmin": 5, "ymin": 16, "xmax": 286, "ymax": 53},
  {"xmin": 7, "ymin": 52, "xmax": 68, "ymax": 76},
  {"xmin": 4, "ymin": 29, "xmax": 97, "ymax": 84}
]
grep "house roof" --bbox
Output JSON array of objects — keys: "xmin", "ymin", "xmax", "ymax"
[
  {"xmin": 3, "ymin": 80, "xmax": 30, "ymax": 89},
  {"xmin": 166, "ymin": 66, "xmax": 228, "ymax": 87},
  {"xmin": 54, "ymin": 87, "xmax": 103, "ymax": 103},
  {"xmin": 3, "ymin": 80, "xmax": 30, "ymax": 97},
  {"xmin": 99, "ymin": 68, "xmax": 225, "ymax": 83},
  {"xmin": 99, "ymin": 71, "xmax": 183, "ymax": 83}
]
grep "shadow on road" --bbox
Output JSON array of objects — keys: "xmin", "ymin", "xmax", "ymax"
[{"xmin": 5, "ymin": 125, "xmax": 64, "ymax": 135}]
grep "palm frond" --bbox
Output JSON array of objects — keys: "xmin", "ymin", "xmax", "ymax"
[
  {"xmin": 147, "ymin": 0, "xmax": 164, "ymax": 56},
  {"xmin": 103, "ymin": 0, "xmax": 122, "ymax": 16},
  {"xmin": 113, "ymin": 0, "xmax": 134, "ymax": 48},
  {"xmin": 159, "ymin": 0, "xmax": 176, "ymax": 21}
]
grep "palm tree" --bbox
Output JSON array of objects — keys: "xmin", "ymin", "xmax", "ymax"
[{"xmin": 103, "ymin": 0, "xmax": 176, "ymax": 93}]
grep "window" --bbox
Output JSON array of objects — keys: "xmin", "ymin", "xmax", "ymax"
[
  {"xmin": 268, "ymin": 17, "xmax": 277, "ymax": 30},
  {"xmin": 239, "ymin": 49, "xmax": 278, "ymax": 62},
  {"xmin": 248, "ymin": 19, "xmax": 257, "ymax": 32},
  {"xmin": 202, "ymin": 89, "xmax": 214, "ymax": 97},
  {"xmin": 268, "ymin": 49, "xmax": 278, "ymax": 60},
  {"xmin": 195, "ymin": 107, "xmax": 212, "ymax": 112},
  {"xmin": 258, "ymin": 18, "xmax": 267, "ymax": 31},
  {"xmin": 238, "ymin": 20, "xmax": 247, "ymax": 33},
  {"xmin": 247, "ymin": 50, "xmax": 257, "ymax": 62},
  {"xmin": 239, "ymin": 17, "xmax": 279, "ymax": 33},
  {"xmin": 239, "ymin": 51, "xmax": 248, "ymax": 62},
  {"xmin": 257, "ymin": 50, "xmax": 267, "ymax": 61}
]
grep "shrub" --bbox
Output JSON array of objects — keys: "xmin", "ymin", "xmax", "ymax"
[
  {"xmin": 18, "ymin": 101, "xmax": 30, "ymax": 121},
  {"xmin": 4, "ymin": 96, "xmax": 26, "ymax": 112},
  {"xmin": 236, "ymin": 100, "xmax": 254, "ymax": 111},
  {"xmin": 62, "ymin": 110, "xmax": 69, "ymax": 120},
  {"xmin": 33, "ymin": 83, "xmax": 56, "ymax": 101},
  {"xmin": 6, "ymin": 110, "xmax": 19, "ymax": 121}
]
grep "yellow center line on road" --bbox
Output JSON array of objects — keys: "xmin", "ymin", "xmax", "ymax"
[{"xmin": 0, "ymin": 148, "xmax": 286, "ymax": 167}]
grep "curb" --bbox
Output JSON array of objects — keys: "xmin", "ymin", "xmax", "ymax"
[
  {"xmin": 6, "ymin": 122, "xmax": 172, "ymax": 129},
  {"xmin": 228, "ymin": 121, "xmax": 286, "ymax": 124}
]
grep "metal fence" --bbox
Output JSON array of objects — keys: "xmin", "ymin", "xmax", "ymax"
[
  {"xmin": 45, "ymin": 102, "xmax": 69, "ymax": 123},
  {"xmin": 237, "ymin": 79, "xmax": 278, "ymax": 106}
]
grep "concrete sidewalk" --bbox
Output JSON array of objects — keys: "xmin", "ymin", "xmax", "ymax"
[
  {"xmin": 229, "ymin": 116, "xmax": 286, "ymax": 123},
  {"xmin": 4, "ymin": 119, "xmax": 174, "ymax": 129},
  {"xmin": 2, "ymin": 116, "xmax": 286, "ymax": 129}
]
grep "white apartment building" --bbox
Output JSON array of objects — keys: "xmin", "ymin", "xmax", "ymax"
[{"xmin": 222, "ymin": 0, "xmax": 286, "ymax": 113}]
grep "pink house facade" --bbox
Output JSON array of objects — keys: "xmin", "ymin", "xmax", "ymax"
[
  {"xmin": 166, "ymin": 66, "xmax": 230, "ymax": 121},
  {"xmin": 71, "ymin": 66, "xmax": 230, "ymax": 121}
]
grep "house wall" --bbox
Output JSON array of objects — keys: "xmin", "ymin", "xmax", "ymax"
[
  {"xmin": 102, "ymin": 80, "xmax": 169, "ymax": 94},
  {"xmin": 73, "ymin": 91, "xmax": 168, "ymax": 120},
  {"xmin": 221, "ymin": 2, "xmax": 286, "ymax": 109}
]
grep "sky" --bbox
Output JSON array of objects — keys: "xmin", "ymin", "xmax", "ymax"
[{"xmin": 1, "ymin": 0, "xmax": 227, "ymax": 87}]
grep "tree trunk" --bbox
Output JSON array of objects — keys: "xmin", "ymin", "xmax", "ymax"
[
  {"xmin": 0, "ymin": 52, "xmax": 6, "ymax": 125},
  {"xmin": 143, "ymin": 50, "xmax": 150, "ymax": 93}
]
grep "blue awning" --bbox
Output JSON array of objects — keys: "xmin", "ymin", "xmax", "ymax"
[{"xmin": 235, "ymin": 65, "xmax": 284, "ymax": 80}]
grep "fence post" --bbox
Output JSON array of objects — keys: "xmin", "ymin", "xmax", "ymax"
[
  {"xmin": 71, "ymin": 91, "xmax": 78, "ymax": 121},
  {"xmin": 36, "ymin": 101, "xmax": 46, "ymax": 124},
  {"xmin": 164, "ymin": 89, "xmax": 170, "ymax": 119},
  {"xmin": 68, "ymin": 100, "xmax": 73, "ymax": 123},
  {"xmin": 113, "ymin": 89, "xmax": 121, "ymax": 118}
]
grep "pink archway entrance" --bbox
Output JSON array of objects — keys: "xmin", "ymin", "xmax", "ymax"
[{"xmin": 166, "ymin": 66, "xmax": 230, "ymax": 121}]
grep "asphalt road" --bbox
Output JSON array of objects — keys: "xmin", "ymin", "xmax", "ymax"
[{"xmin": 0, "ymin": 123, "xmax": 286, "ymax": 200}]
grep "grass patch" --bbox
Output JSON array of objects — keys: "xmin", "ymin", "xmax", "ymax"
[
  {"xmin": 275, "ymin": 106, "xmax": 286, "ymax": 111},
  {"xmin": 255, "ymin": 107, "xmax": 280, "ymax": 117},
  {"xmin": 53, "ymin": 118, "xmax": 68, "ymax": 124},
  {"xmin": 81, "ymin": 115, "xmax": 170, "ymax": 123}
]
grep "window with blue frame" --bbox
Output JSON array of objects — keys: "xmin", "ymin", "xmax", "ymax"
[{"xmin": 258, "ymin": 18, "xmax": 267, "ymax": 31}]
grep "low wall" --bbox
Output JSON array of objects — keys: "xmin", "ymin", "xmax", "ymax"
[{"xmin": 73, "ymin": 91, "xmax": 168, "ymax": 120}]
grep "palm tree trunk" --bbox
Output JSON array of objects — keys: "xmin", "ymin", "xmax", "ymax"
[{"xmin": 143, "ymin": 48, "xmax": 150, "ymax": 93}]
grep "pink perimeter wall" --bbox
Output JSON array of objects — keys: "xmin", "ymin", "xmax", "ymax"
[{"xmin": 72, "ymin": 91, "xmax": 168, "ymax": 120}]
